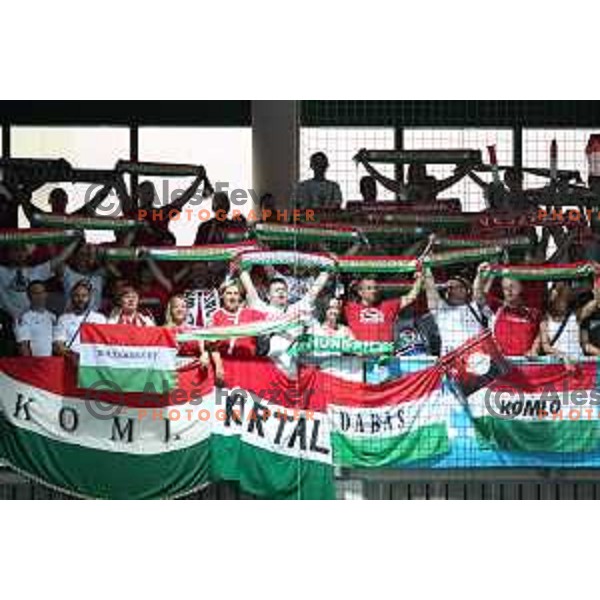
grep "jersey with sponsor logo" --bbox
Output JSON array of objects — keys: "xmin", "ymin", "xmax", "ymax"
[
  {"xmin": 210, "ymin": 307, "xmax": 266, "ymax": 357},
  {"xmin": 344, "ymin": 299, "xmax": 401, "ymax": 342},
  {"xmin": 493, "ymin": 305, "xmax": 541, "ymax": 356}
]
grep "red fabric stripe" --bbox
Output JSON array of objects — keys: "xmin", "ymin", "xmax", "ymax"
[
  {"xmin": 301, "ymin": 364, "xmax": 443, "ymax": 409},
  {"xmin": 80, "ymin": 324, "xmax": 177, "ymax": 348},
  {"xmin": 0, "ymin": 357, "xmax": 212, "ymax": 407},
  {"xmin": 488, "ymin": 363, "xmax": 596, "ymax": 393},
  {"xmin": 220, "ymin": 357, "xmax": 322, "ymax": 411}
]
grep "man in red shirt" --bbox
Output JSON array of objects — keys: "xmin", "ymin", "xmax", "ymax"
[
  {"xmin": 209, "ymin": 280, "xmax": 267, "ymax": 385},
  {"xmin": 492, "ymin": 277, "xmax": 541, "ymax": 356},
  {"xmin": 486, "ymin": 277, "xmax": 546, "ymax": 314},
  {"xmin": 343, "ymin": 270, "xmax": 424, "ymax": 342},
  {"xmin": 210, "ymin": 280, "xmax": 266, "ymax": 357}
]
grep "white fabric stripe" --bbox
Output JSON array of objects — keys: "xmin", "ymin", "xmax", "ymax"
[
  {"xmin": 328, "ymin": 388, "xmax": 450, "ymax": 439},
  {"xmin": 317, "ymin": 357, "xmax": 365, "ymax": 382},
  {"xmin": 211, "ymin": 388, "xmax": 332, "ymax": 465},
  {"xmin": 0, "ymin": 372, "xmax": 209, "ymax": 455},
  {"xmin": 468, "ymin": 387, "xmax": 600, "ymax": 421},
  {"xmin": 79, "ymin": 344, "xmax": 177, "ymax": 370},
  {"xmin": 0, "ymin": 372, "xmax": 331, "ymax": 463}
]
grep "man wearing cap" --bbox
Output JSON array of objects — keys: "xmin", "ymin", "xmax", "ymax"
[
  {"xmin": 291, "ymin": 152, "xmax": 343, "ymax": 212},
  {"xmin": 54, "ymin": 279, "xmax": 107, "ymax": 355},
  {"xmin": 425, "ymin": 264, "xmax": 492, "ymax": 356}
]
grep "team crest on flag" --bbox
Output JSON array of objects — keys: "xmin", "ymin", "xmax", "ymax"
[{"xmin": 441, "ymin": 330, "xmax": 512, "ymax": 397}]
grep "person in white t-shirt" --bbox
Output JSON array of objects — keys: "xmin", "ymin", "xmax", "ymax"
[
  {"xmin": 261, "ymin": 263, "xmax": 317, "ymax": 305},
  {"xmin": 14, "ymin": 280, "xmax": 56, "ymax": 357},
  {"xmin": 239, "ymin": 267, "xmax": 331, "ymax": 363},
  {"xmin": 424, "ymin": 263, "xmax": 492, "ymax": 356},
  {"xmin": 0, "ymin": 241, "xmax": 80, "ymax": 320},
  {"xmin": 539, "ymin": 283, "xmax": 584, "ymax": 361},
  {"xmin": 291, "ymin": 152, "xmax": 343, "ymax": 212},
  {"xmin": 54, "ymin": 279, "xmax": 107, "ymax": 355}
]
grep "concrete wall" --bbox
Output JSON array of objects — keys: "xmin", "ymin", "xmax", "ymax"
[
  {"xmin": 3, "ymin": 468, "xmax": 600, "ymax": 500},
  {"xmin": 252, "ymin": 100, "xmax": 298, "ymax": 213}
]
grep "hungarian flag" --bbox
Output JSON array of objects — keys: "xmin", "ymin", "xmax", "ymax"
[
  {"xmin": 0, "ymin": 357, "xmax": 213, "ymax": 499},
  {"xmin": 78, "ymin": 324, "xmax": 178, "ymax": 393},
  {"xmin": 467, "ymin": 362, "xmax": 600, "ymax": 453},
  {"xmin": 0, "ymin": 355, "xmax": 334, "ymax": 499},
  {"xmin": 302, "ymin": 363, "xmax": 451, "ymax": 467},
  {"xmin": 211, "ymin": 358, "xmax": 334, "ymax": 500},
  {"xmin": 441, "ymin": 330, "xmax": 512, "ymax": 397}
]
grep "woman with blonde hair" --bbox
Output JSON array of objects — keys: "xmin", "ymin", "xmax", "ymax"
[{"xmin": 164, "ymin": 294, "xmax": 209, "ymax": 366}]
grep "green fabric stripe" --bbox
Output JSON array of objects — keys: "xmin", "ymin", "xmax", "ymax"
[
  {"xmin": 484, "ymin": 265, "xmax": 594, "ymax": 281},
  {"xmin": 0, "ymin": 230, "xmax": 81, "ymax": 246},
  {"xmin": 362, "ymin": 149, "xmax": 481, "ymax": 164},
  {"xmin": 100, "ymin": 246, "xmax": 255, "ymax": 262},
  {"xmin": 99, "ymin": 247, "xmax": 139, "ymax": 261},
  {"xmin": 255, "ymin": 232, "xmax": 354, "ymax": 242},
  {"xmin": 148, "ymin": 248, "xmax": 245, "ymax": 262},
  {"xmin": 253, "ymin": 224, "xmax": 357, "ymax": 242},
  {"xmin": 240, "ymin": 253, "xmax": 336, "ymax": 271},
  {"xmin": 337, "ymin": 259, "xmax": 417, "ymax": 274},
  {"xmin": 210, "ymin": 434, "xmax": 335, "ymax": 500},
  {"xmin": 116, "ymin": 161, "xmax": 200, "ymax": 176},
  {"xmin": 427, "ymin": 247, "xmax": 502, "ymax": 268},
  {"xmin": 331, "ymin": 422, "xmax": 449, "ymax": 468},
  {"xmin": 474, "ymin": 417, "xmax": 600, "ymax": 453},
  {"xmin": 33, "ymin": 214, "xmax": 140, "ymax": 231},
  {"xmin": 78, "ymin": 366, "xmax": 176, "ymax": 394},
  {"xmin": 361, "ymin": 226, "xmax": 427, "ymax": 240},
  {"xmin": 333, "ymin": 215, "xmax": 470, "ymax": 231},
  {"xmin": 436, "ymin": 236, "xmax": 531, "ymax": 249},
  {"xmin": 289, "ymin": 335, "xmax": 394, "ymax": 356},
  {"xmin": 336, "ymin": 248, "xmax": 501, "ymax": 274},
  {"xmin": 177, "ymin": 317, "xmax": 299, "ymax": 342},
  {"xmin": 0, "ymin": 414, "xmax": 210, "ymax": 499}
]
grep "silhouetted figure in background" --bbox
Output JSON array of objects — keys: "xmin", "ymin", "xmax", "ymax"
[
  {"xmin": 292, "ymin": 152, "xmax": 343, "ymax": 211},
  {"xmin": 355, "ymin": 148, "xmax": 472, "ymax": 202},
  {"xmin": 194, "ymin": 192, "xmax": 247, "ymax": 246},
  {"xmin": 259, "ymin": 193, "xmax": 278, "ymax": 222},
  {"xmin": 359, "ymin": 176, "xmax": 378, "ymax": 203}
]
